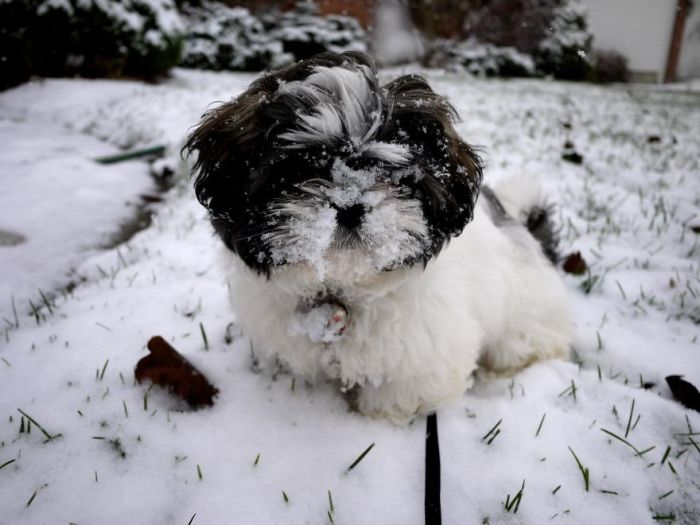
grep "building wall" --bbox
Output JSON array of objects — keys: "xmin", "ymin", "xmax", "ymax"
[
  {"xmin": 241, "ymin": 0, "xmax": 375, "ymax": 27},
  {"xmin": 317, "ymin": 0, "xmax": 375, "ymax": 27},
  {"xmin": 580, "ymin": 0, "xmax": 676, "ymax": 82},
  {"xmin": 237, "ymin": 1, "xmax": 296, "ymax": 12}
]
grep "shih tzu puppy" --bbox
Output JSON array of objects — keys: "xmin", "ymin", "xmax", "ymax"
[{"xmin": 185, "ymin": 51, "xmax": 571, "ymax": 423}]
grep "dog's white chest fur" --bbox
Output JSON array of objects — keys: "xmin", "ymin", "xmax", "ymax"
[{"xmin": 225, "ymin": 200, "xmax": 571, "ymax": 423}]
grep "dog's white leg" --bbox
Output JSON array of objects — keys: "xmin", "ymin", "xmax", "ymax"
[
  {"xmin": 356, "ymin": 372, "xmax": 476, "ymax": 424},
  {"xmin": 354, "ymin": 323, "xmax": 483, "ymax": 423}
]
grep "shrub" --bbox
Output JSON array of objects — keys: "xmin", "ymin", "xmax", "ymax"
[
  {"xmin": 0, "ymin": 0, "xmax": 184, "ymax": 90},
  {"xmin": 0, "ymin": 1, "xmax": 33, "ymax": 89},
  {"xmin": 264, "ymin": 1, "xmax": 368, "ymax": 61},
  {"xmin": 178, "ymin": 1, "xmax": 367, "ymax": 72},
  {"xmin": 592, "ymin": 49, "xmax": 629, "ymax": 83},
  {"xmin": 425, "ymin": 39, "xmax": 537, "ymax": 78},
  {"xmin": 461, "ymin": 0, "xmax": 593, "ymax": 80},
  {"xmin": 463, "ymin": 0, "xmax": 551, "ymax": 54},
  {"xmin": 534, "ymin": 0, "xmax": 593, "ymax": 80},
  {"xmin": 179, "ymin": 2, "xmax": 291, "ymax": 71}
]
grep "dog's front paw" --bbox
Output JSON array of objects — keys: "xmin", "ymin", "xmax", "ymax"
[{"xmin": 354, "ymin": 374, "xmax": 474, "ymax": 424}]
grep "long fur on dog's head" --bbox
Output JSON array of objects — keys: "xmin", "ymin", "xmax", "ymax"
[{"xmin": 185, "ymin": 51, "xmax": 482, "ymax": 278}]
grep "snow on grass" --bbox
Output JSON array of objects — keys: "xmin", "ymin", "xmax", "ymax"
[
  {"xmin": 429, "ymin": 75, "xmax": 700, "ymax": 524},
  {"xmin": 0, "ymin": 71, "xmax": 256, "ymax": 323},
  {"xmin": 0, "ymin": 103, "xmax": 155, "ymax": 324},
  {"xmin": 1, "ymin": 69, "xmax": 699, "ymax": 524}
]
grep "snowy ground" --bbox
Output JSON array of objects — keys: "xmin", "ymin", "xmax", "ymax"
[{"xmin": 1, "ymin": 69, "xmax": 699, "ymax": 524}]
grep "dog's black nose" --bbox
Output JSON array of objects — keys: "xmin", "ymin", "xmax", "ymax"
[{"xmin": 335, "ymin": 203, "xmax": 365, "ymax": 230}]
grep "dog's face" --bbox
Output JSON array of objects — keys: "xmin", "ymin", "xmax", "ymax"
[{"xmin": 186, "ymin": 52, "xmax": 482, "ymax": 288}]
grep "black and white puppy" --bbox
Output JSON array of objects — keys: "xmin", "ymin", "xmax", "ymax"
[{"xmin": 186, "ymin": 52, "xmax": 570, "ymax": 423}]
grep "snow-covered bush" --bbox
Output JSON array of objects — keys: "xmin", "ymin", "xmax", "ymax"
[
  {"xmin": 179, "ymin": 2, "xmax": 291, "ymax": 71},
  {"xmin": 535, "ymin": 0, "xmax": 593, "ymax": 80},
  {"xmin": 177, "ymin": 1, "xmax": 366, "ymax": 72},
  {"xmin": 0, "ymin": 0, "xmax": 183, "ymax": 90},
  {"xmin": 264, "ymin": 1, "xmax": 368, "ymax": 61},
  {"xmin": 425, "ymin": 39, "xmax": 537, "ymax": 77},
  {"xmin": 177, "ymin": 1, "xmax": 367, "ymax": 72},
  {"xmin": 460, "ymin": 0, "xmax": 593, "ymax": 80}
]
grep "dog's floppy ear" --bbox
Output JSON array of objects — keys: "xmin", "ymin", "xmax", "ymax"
[
  {"xmin": 183, "ymin": 77, "xmax": 285, "ymax": 275},
  {"xmin": 184, "ymin": 83, "xmax": 272, "ymax": 216},
  {"xmin": 380, "ymin": 74, "xmax": 483, "ymax": 247}
]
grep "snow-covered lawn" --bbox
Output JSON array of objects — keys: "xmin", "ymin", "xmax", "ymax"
[{"xmin": 1, "ymin": 69, "xmax": 699, "ymax": 524}]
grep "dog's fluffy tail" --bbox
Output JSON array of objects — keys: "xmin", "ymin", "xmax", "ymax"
[{"xmin": 491, "ymin": 175, "xmax": 559, "ymax": 264}]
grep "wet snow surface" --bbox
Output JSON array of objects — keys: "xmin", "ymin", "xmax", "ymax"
[{"xmin": 1, "ymin": 69, "xmax": 699, "ymax": 524}]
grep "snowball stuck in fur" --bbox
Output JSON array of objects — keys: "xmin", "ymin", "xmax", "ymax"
[{"xmin": 288, "ymin": 300, "xmax": 349, "ymax": 343}]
